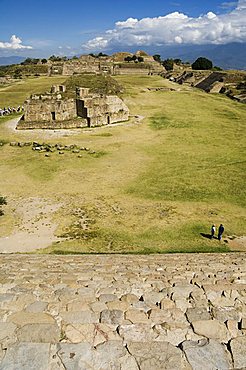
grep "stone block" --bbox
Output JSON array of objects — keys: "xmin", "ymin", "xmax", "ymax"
[
  {"xmin": 230, "ymin": 336, "xmax": 246, "ymax": 368},
  {"xmin": 17, "ymin": 323, "xmax": 60, "ymax": 343},
  {"xmin": 186, "ymin": 307, "xmax": 211, "ymax": 322},
  {"xmin": 0, "ymin": 343, "xmax": 50, "ymax": 370},
  {"xmin": 181, "ymin": 339, "xmax": 232, "ymax": 370},
  {"xmin": 118, "ymin": 324, "xmax": 156, "ymax": 342},
  {"xmin": 98, "ymin": 294, "xmax": 118, "ymax": 303},
  {"xmin": 125, "ymin": 308, "xmax": 149, "ymax": 324},
  {"xmin": 60, "ymin": 310, "xmax": 99, "ymax": 324},
  {"xmin": 7, "ymin": 312, "xmax": 55, "ymax": 326},
  {"xmin": 0, "ymin": 322, "xmax": 17, "ymax": 345},
  {"xmin": 25, "ymin": 301, "xmax": 48, "ymax": 313},
  {"xmin": 192, "ymin": 319, "xmax": 230, "ymax": 342},
  {"xmin": 63, "ymin": 323, "xmax": 121, "ymax": 346},
  {"xmin": 127, "ymin": 341, "xmax": 184, "ymax": 370},
  {"xmin": 120, "ymin": 293, "xmax": 139, "ymax": 304},
  {"xmin": 100, "ymin": 309, "xmax": 124, "ymax": 325}
]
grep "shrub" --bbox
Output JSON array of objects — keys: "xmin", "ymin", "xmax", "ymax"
[
  {"xmin": 162, "ymin": 59, "xmax": 174, "ymax": 71},
  {"xmin": 192, "ymin": 57, "xmax": 213, "ymax": 70}
]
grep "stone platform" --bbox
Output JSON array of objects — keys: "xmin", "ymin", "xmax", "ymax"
[{"xmin": 0, "ymin": 253, "xmax": 245, "ymax": 370}]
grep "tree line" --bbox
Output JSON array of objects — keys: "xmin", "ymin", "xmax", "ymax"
[{"xmin": 152, "ymin": 54, "xmax": 221, "ymax": 71}]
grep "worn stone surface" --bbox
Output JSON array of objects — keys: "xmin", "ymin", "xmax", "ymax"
[
  {"xmin": 127, "ymin": 341, "xmax": 185, "ymax": 369},
  {"xmin": 182, "ymin": 339, "xmax": 233, "ymax": 369},
  {"xmin": 230, "ymin": 336, "xmax": 246, "ymax": 368},
  {"xmin": 0, "ymin": 253, "xmax": 245, "ymax": 369}
]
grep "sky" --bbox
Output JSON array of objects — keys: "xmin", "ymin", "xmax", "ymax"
[{"xmin": 0, "ymin": 0, "xmax": 245, "ymax": 57}]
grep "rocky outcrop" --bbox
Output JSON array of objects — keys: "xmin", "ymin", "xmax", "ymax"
[{"xmin": 0, "ymin": 253, "xmax": 245, "ymax": 369}]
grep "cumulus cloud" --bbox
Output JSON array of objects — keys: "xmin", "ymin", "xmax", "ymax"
[
  {"xmin": 0, "ymin": 35, "xmax": 32, "ymax": 50},
  {"xmin": 83, "ymin": 0, "xmax": 246, "ymax": 51}
]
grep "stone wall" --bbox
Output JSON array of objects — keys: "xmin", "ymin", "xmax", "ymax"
[
  {"xmin": 48, "ymin": 52, "xmax": 164, "ymax": 76},
  {"xmin": 62, "ymin": 56, "xmax": 100, "ymax": 75},
  {"xmin": 17, "ymin": 118, "xmax": 88, "ymax": 130},
  {"xmin": 77, "ymin": 93, "xmax": 129, "ymax": 127},
  {"xmin": 21, "ymin": 96, "xmax": 77, "ymax": 123}
]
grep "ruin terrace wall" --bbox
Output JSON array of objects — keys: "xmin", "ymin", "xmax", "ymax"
[
  {"xmin": 78, "ymin": 94, "xmax": 129, "ymax": 127},
  {"xmin": 17, "ymin": 85, "xmax": 130, "ymax": 130},
  {"xmin": 22, "ymin": 97, "xmax": 77, "ymax": 123},
  {"xmin": 17, "ymin": 117, "xmax": 88, "ymax": 130},
  {"xmin": 62, "ymin": 61, "xmax": 100, "ymax": 76}
]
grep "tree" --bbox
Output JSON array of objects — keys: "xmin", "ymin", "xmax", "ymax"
[
  {"xmin": 137, "ymin": 56, "xmax": 144, "ymax": 62},
  {"xmin": 98, "ymin": 52, "xmax": 108, "ymax": 57},
  {"xmin": 153, "ymin": 54, "xmax": 161, "ymax": 63},
  {"xmin": 192, "ymin": 57, "xmax": 213, "ymax": 70},
  {"xmin": 174, "ymin": 58, "xmax": 182, "ymax": 65},
  {"xmin": 124, "ymin": 56, "xmax": 132, "ymax": 62},
  {"xmin": 41, "ymin": 58, "xmax": 47, "ymax": 64},
  {"xmin": 21, "ymin": 58, "xmax": 39, "ymax": 65},
  {"xmin": 49, "ymin": 55, "xmax": 64, "ymax": 62},
  {"xmin": 13, "ymin": 68, "xmax": 22, "ymax": 79},
  {"xmin": 162, "ymin": 59, "xmax": 174, "ymax": 71}
]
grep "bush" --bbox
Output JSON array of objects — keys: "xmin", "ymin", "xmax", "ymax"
[
  {"xmin": 162, "ymin": 59, "xmax": 174, "ymax": 71},
  {"xmin": 192, "ymin": 57, "xmax": 213, "ymax": 70},
  {"xmin": 0, "ymin": 196, "xmax": 7, "ymax": 205},
  {"xmin": 153, "ymin": 54, "xmax": 161, "ymax": 63},
  {"xmin": 0, "ymin": 196, "xmax": 7, "ymax": 217}
]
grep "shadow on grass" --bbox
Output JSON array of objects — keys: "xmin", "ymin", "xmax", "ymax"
[
  {"xmin": 200, "ymin": 232, "xmax": 219, "ymax": 241},
  {"xmin": 200, "ymin": 232, "xmax": 213, "ymax": 240}
]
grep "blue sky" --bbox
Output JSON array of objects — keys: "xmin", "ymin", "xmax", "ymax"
[{"xmin": 0, "ymin": 0, "xmax": 245, "ymax": 57}]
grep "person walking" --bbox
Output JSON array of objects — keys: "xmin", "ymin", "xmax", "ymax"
[
  {"xmin": 211, "ymin": 224, "xmax": 216, "ymax": 239},
  {"xmin": 218, "ymin": 224, "xmax": 224, "ymax": 241}
]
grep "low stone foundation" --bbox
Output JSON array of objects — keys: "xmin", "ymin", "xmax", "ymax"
[{"xmin": 16, "ymin": 117, "xmax": 88, "ymax": 130}]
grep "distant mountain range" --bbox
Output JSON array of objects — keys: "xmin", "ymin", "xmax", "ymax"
[
  {"xmin": 114, "ymin": 42, "xmax": 246, "ymax": 70},
  {"xmin": 160, "ymin": 42, "xmax": 246, "ymax": 70},
  {"xmin": 0, "ymin": 42, "xmax": 245, "ymax": 70},
  {"xmin": 0, "ymin": 56, "xmax": 26, "ymax": 66}
]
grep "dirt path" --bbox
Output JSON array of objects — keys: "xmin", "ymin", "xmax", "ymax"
[
  {"xmin": 4, "ymin": 117, "xmax": 83, "ymax": 138},
  {"xmin": 0, "ymin": 198, "xmax": 62, "ymax": 253},
  {"xmin": 4, "ymin": 115, "xmax": 145, "ymax": 139},
  {"xmin": 225, "ymin": 235, "xmax": 246, "ymax": 252}
]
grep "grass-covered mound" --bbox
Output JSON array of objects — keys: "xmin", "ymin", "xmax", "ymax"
[{"xmin": 64, "ymin": 73, "xmax": 123, "ymax": 97}]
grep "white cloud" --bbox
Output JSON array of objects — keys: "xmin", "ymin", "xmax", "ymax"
[
  {"xmin": 83, "ymin": 0, "xmax": 246, "ymax": 51},
  {"xmin": 0, "ymin": 35, "xmax": 32, "ymax": 50}
]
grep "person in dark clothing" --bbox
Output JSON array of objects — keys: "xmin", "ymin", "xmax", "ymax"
[{"xmin": 218, "ymin": 224, "xmax": 224, "ymax": 241}]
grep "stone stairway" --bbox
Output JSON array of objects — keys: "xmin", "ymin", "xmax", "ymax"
[{"xmin": 0, "ymin": 253, "xmax": 245, "ymax": 369}]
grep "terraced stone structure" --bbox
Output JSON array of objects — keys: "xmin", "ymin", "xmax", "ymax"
[
  {"xmin": 0, "ymin": 253, "xmax": 245, "ymax": 369},
  {"xmin": 17, "ymin": 85, "xmax": 129, "ymax": 130},
  {"xmin": 49, "ymin": 51, "xmax": 164, "ymax": 77}
]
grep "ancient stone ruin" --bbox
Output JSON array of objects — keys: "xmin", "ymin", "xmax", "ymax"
[
  {"xmin": 17, "ymin": 85, "xmax": 129, "ymax": 129},
  {"xmin": 49, "ymin": 51, "xmax": 164, "ymax": 77}
]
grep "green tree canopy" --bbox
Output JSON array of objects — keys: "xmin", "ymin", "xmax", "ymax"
[
  {"xmin": 192, "ymin": 57, "xmax": 213, "ymax": 70},
  {"xmin": 153, "ymin": 54, "xmax": 161, "ymax": 63},
  {"xmin": 162, "ymin": 59, "xmax": 174, "ymax": 71}
]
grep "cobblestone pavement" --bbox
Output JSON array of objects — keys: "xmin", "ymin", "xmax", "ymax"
[{"xmin": 0, "ymin": 253, "xmax": 245, "ymax": 370}]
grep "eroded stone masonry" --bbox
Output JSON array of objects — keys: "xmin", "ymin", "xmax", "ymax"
[
  {"xmin": 17, "ymin": 85, "xmax": 129, "ymax": 130},
  {"xmin": 0, "ymin": 253, "xmax": 245, "ymax": 369}
]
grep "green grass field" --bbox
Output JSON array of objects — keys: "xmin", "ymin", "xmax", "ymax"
[
  {"xmin": 0, "ymin": 74, "xmax": 245, "ymax": 253},
  {"xmin": 0, "ymin": 76, "xmax": 66, "ymax": 107}
]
